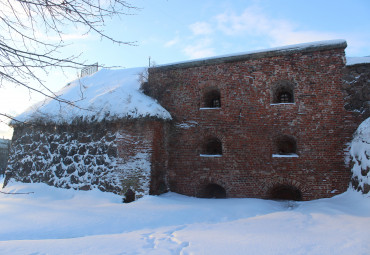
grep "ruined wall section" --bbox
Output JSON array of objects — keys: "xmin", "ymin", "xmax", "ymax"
[
  {"xmin": 343, "ymin": 63, "xmax": 370, "ymax": 120},
  {"xmin": 5, "ymin": 120, "xmax": 167, "ymax": 198},
  {"xmin": 148, "ymin": 45, "xmax": 353, "ymax": 200}
]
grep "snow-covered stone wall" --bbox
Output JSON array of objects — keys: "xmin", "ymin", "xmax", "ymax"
[
  {"xmin": 0, "ymin": 139, "xmax": 10, "ymax": 175},
  {"xmin": 343, "ymin": 63, "xmax": 370, "ymax": 120},
  {"xmin": 350, "ymin": 117, "xmax": 370, "ymax": 194},
  {"xmin": 5, "ymin": 120, "xmax": 168, "ymax": 199}
]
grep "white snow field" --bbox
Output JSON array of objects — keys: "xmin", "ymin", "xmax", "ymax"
[{"xmin": 0, "ymin": 180, "xmax": 369, "ymax": 255}]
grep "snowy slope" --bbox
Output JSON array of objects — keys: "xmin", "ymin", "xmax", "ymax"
[
  {"xmin": 0, "ymin": 181, "xmax": 369, "ymax": 255},
  {"xmin": 350, "ymin": 117, "xmax": 370, "ymax": 192},
  {"xmin": 14, "ymin": 67, "xmax": 171, "ymax": 125}
]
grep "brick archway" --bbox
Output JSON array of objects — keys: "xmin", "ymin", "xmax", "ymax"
[
  {"xmin": 199, "ymin": 183, "xmax": 226, "ymax": 198},
  {"xmin": 268, "ymin": 184, "xmax": 302, "ymax": 201}
]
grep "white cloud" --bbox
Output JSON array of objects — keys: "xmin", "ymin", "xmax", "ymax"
[
  {"xmin": 189, "ymin": 22, "xmax": 213, "ymax": 36},
  {"xmin": 164, "ymin": 36, "xmax": 180, "ymax": 47},
  {"xmin": 181, "ymin": 5, "xmax": 369, "ymax": 61},
  {"xmin": 216, "ymin": 7, "xmax": 270, "ymax": 36},
  {"xmin": 183, "ymin": 38, "xmax": 215, "ymax": 59},
  {"xmin": 215, "ymin": 6, "xmax": 339, "ymax": 47},
  {"xmin": 182, "ymin": 22, "xmax": 214, "ymax": 59}
]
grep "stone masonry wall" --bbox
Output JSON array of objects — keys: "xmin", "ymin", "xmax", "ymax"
[
  {"xmin": 343, "ymin": 63, "xmax": 370, "ymax": 121},
  {"xmin": 0, "ymin": 139, "xmax": 10, "ymax": 175},
  {"xmin": 148, "ymin": 46, "xmax": 355, "ymax": 200},
  {"xmin": 5, "ymin": 120, "xmax": 167, "ymax": 199}
]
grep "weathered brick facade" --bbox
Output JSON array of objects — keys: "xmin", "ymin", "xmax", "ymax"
[{"xmin": 147, "ymin": 41, "xmax": 359, "ymax": 200}]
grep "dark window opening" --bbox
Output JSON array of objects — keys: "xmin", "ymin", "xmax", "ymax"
[
  {"xmin": 204, "ymin": 89, "xmax": 221, "ymax": 108},
  {"xmin": 269, "ymin": 184, "xmax": 302, "ymax": 201},
  {"xmin": 272, "ymin": 81, "xmax": 295, "ymax": 104},
  {"xmin": 204, "ymin": 138, "xmax": 222, "ymax": 155},
  {"xmin": 276, "ymin": 136, "xmax": 297, "ymax": 155},
  {"xmin": 200, "ymin": 184, "xmax": 226, "ymax": 198},
  {"xmin": 123, "ymin": 189, "xmax": 135, "ymax": 203},
  {"xmin": 278, "ymin": 92, "xmax": 293, "ymax": 103},
  {"xmin": 212, "ymin": 98, "xmax": 221, "ymax": 108}
]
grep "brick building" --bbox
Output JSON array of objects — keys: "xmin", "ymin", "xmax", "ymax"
[
  {"xmin": 147, "ymin": 39, "xmax": 360, "ymax": 201},
  {"xmin": 5, "ymin": 40, "xmax": 368, "ymax": 201}
]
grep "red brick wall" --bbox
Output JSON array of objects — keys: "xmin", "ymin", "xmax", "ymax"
[
  {"xmin": 114, "ymin": 120, "xmax": 168, "ymax": 196},
  {"xmin": 148, "ymin": 47, "xmax": 355, "ymax": 200},
  {"xmin": 114, "ymin": 120, "xmax": 169, "ymax": 195}
]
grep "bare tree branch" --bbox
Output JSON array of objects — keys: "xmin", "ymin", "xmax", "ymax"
[{"xmin": 0, "ymin": 0, "xmax": 137, "ymax": 124}]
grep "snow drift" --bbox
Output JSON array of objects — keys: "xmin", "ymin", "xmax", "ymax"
[
  {"xmin": 350, "ymin": 117, "xmax": 370, "ymax": 193},
  {"xmin": 0, "ymin": 180, "xmax": 369, "ymax": 255}
]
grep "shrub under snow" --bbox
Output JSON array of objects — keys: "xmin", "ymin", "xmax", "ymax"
[{"xmin": 350, "ymin": 117, "xmax": 370, "ymax": 193}]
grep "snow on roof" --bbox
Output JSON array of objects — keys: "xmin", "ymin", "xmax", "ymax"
[
  {"xmin": 346, "ymin": 57, "xmax": 370, "ymax": 66},
  {"xmin": 155, "ymin": 39, "xmax": 347, "ymax": 70},
  {"xmin": 14, "ymin": 67, "xmax": 171, "ymax": 125}
]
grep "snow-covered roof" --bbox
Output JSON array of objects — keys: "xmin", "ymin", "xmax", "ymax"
[
  {"xmin": 14, "ymin": 67, "xmax": 171, "ymax": 125},
  {"xmin": 346, "ymin": 57, "xmax": 370, "ymax": 66},
  {"xmin": 155, "ymin": 39, "xmax": 347, "ymax": 70}
]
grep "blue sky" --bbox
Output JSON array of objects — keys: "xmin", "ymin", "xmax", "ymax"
[{"xmin": 1, "ymin": 0, "xmax": 370, "ymax": 138}]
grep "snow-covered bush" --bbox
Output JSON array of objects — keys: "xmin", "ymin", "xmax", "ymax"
[{"xmin": 350, "ymin": 117, "xmax": 370, "ymax": 193}]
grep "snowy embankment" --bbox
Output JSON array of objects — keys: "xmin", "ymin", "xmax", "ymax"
[
  {"xmin": 0, "ymin": 181, "xmax": 369, "ymax": 255},
  {"xmin": 14, "ymin": 67, "xmax": 171, "ymax": 124},
  {"xmin": 350, "ymin": 117, "xmax": 370, "ymax": 193}
]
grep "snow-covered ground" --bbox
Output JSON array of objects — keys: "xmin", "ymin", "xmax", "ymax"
[{"xmin": 0, "ymin": 180, "xmax": 369, "ymax": 255}]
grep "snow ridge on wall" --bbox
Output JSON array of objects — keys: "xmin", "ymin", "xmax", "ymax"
[{"xmin": 350, "ymin": 117, "xmax": 370, "ymax": 193}]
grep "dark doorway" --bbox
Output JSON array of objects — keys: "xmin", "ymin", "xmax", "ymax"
[
  {"xmin": 269, "ymin": 185, "xmax": 302, "ymax": 201},
  {"xmin": 201, "ymin": 183, "xmax": 226, "ymax": 198},
  {"xmin": 123, "ymin": 189, "xmax": 135, "ymax": 203}
]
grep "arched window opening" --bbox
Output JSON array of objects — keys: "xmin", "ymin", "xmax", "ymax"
[
  {"xmin": 204, "ymin": 137, "xmax": 222, "ymax": 155},
  {"xmin": 272, "ymin": 81, "xmax": 295, "ymax": 104},
  {"xmin": 276, "ymin": 135, "xmax": 297, "ymax": 155},
  {"xmin": 200, "ymin": 183, "xmax": 226, "ymax": 198},
  {"xmin": 204, "ymin": 89, "xmax": 221, "ymax": 108},
  {"xmin": 269, "ymin": 184, "xmax": 302, "ymax": 201},
  {"xmin": 123, "ymin": 189, "xmax": 135, "ymax": 203}
]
